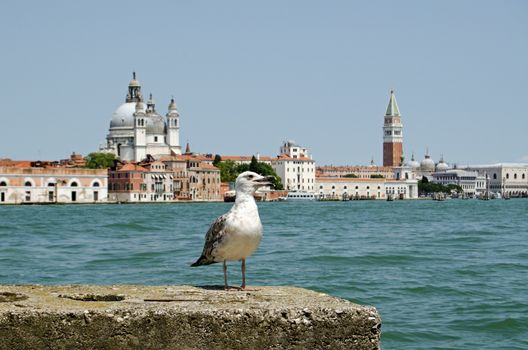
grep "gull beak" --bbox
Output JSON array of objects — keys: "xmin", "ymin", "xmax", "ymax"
[{"xmin": 254, "ymin": 175, "xmax": 274, "ymax": 187}]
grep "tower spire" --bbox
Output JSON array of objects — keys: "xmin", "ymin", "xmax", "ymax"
[{"xmin": 385, "ymin": 90, "xmax": 400, "ymax": 117}]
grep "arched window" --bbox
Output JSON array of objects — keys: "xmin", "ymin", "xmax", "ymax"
[
  {"xmin": 523, "ymin": 174, "xmax": 526, "ymax": 180},
  {"xmin": 331, "ymin": 185, "xmax": 335, "ymax": 189},
  {"xmin": 48, "ymin": 182, "xmax": 55, "ymax": 187},
  {"xmin": 344, "ymin": 186, "xmax": 347, "ymax": 189},
  {"xmin": 93, "ymin": 182, "xmax": 100, "ymax": 187},
  {"xmin": 493, "ymin": 173, "xmax": 497, "ymax": 179},
  {"xmin": 71, "ymin": 182, "xmax": 78, "ymax": 187},
  {"xmin": 366, "ymin": 186, "xmax": 370, "ymax": 189},
  {"xmin": 25, "ymin": 181, "xmax": 32, "ymax": 187},
  {"xmin": 0, "ymin": 181, "xmax": 6, "ymax": 186},
  {"xmin": 514, "ymin": 174, "xmax": 517, "ymax": 179},
  {"xmin": 355, "ymin": 186, "xmax": 359, "ymax": 189},
  {"xmin": 506, "ymin": 173, "xmax": 509, "ymax": 179}
]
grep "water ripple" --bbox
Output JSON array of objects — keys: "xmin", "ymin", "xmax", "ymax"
[{"xmin": 1, "ymin": 200, "xmax": 527, "ymax": 349}]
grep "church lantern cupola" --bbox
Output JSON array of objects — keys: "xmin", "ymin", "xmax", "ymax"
[{"xmin": 126, "ymin": 72, "xmax": 143, "ymax": 103}]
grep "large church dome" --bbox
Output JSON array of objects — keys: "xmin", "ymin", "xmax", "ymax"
[{"xmin": 110, "ymin": 102, "xmax": 146, "ymax": 128}]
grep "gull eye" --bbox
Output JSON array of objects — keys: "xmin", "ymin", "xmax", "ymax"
[{"xmin": 248, "ymin": 174, "xmax": 254, "ymax": 179}]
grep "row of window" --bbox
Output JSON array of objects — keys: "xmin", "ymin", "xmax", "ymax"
[
  {"xmin": 286, "ymin": 167, "xmax": 314, "ymax": 172},
  {"xmin": 321, "ymin": 185, "xmax": 382, "ymax": 190},
  {"xmin": 0, "ymin": 181, "xmax": 100, "ymax": 187},
  {"xmin": 0, "ymin": 190, "xmax": 99, "ymax": 203},
  {"xmin": 492, "ymin": 173, "xmax": 526, "ymax": 180}
]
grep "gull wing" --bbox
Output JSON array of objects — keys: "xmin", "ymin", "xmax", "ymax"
[{"xmin": 190, "ymin": 214, "xmax": 229, "ymax": 266}]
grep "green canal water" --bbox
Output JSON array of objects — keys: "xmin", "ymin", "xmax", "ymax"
[{"xmin": 0, "ymin": 200, "xmax": 527, "ymax": 349}]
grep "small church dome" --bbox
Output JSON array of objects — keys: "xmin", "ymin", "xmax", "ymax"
[
  {"xmin": 406, "ymin": 153, "xmax": 420, "ymax": 169},
  {"xmin": 436, "ymin": 156, "xmax": 449, "ymax": 171},
  {"xmin": 420, "ymin": 155, "xmax": 435, "ymax": 172},
  {"xmin": 145, "ymin": 114, "xmax": 166, "ymax": 134}
]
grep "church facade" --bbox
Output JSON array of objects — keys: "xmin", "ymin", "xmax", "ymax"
[{"xmin": 103, "ymin": 73, "xmax": 181, "ymax": 162}]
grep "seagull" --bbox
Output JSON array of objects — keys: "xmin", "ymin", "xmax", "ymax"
[{"xmin": 191, "ymin": 171, "xmax": 273, "ymax": 290}]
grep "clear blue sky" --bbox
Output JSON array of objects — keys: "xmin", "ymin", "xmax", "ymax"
[{"xmin": 1, "ymin": 0, "xmax": 527, "ymax": 165}]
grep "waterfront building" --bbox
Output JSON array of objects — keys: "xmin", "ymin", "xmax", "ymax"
[
  {"xmin": 317, "ymin": 178, "xmax": 385, "ymax": 199},
  {"xmin": 463, "ymin": 163, "xmax": 528, "ymax": 197},
  {"xmin": 432, "ymin": 169, "xmax": 486, "ymax": 196},
  {"xmin": 383, "ymin": 90, "xmax": 404, "ymax": 167},
  {"xmin": 316, "ymin": 176, "xmax": 418, "ymax": 200},
  {"xmin": 160, "ymin": 154, "xmax": 222, "ymax": 201},
  {"xmin": 316, "ymin": 165, "xmax": 394, "ymax": 179},
  {"xmin": 102, "ymin": 73, "xmax": 181, "ymax": 162},
  {"xmin": 271, "ymin": 141, "xmax": 316, "ymax": 192},
  {"xmin": 187, "ymin": 162, "xmax": 222, "ymax": 201},
  {"xmin": 108, "ymin": 160, "xmax": 173, "ymax": 202},
  {"xmin": 0, "ymin": 165, "xmax": 107, "ymax": 204}
]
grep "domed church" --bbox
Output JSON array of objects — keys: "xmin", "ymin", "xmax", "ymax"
[{"xmin": 103, "ymin": 73, "xmax": 181, "ymax": 162}]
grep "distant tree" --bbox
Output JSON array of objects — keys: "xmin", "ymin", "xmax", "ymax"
[
  {"xmin": 216, "ymin": 161, "xmax": 239, "ymax": 182},
  {"xmin": 249, "ymin": 155, "xmax": 259, "ymax": 172},
  {"xmin": 446, "ymin": 184, "xmax": 463, "ymax": 193},
  {"xmin": 370, "ymin": 174, "xmax": 385, "ymax": 178},
  {"xmin": 343, "ymin": 173, "xmax": 358, "ymax": 178},
  {"xmin": 418, "ymin": 178, "xmax": 462, "ymax": 195},
  {"xmin": 216, "ymin": 159, "xmax": 283, "ymax": 190},
  {"xmin": 84, "ymin": 152, "xmax": 117, "ymax": 169},
  {"xmin": 213, "ymin": 154, "xmax": 222, "ymax": 166}
]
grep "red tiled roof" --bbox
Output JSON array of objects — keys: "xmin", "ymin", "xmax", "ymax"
[
  {"xmin": 0, "ymin": 159, "xmax": 34, "ymax": 168},
  {"xmin": 119, "ymin": 163, "xmax": 147, "ymax": 172},
  {"xmin": 171, "ymin": 154, "xmax": 214, "ymax": 162},
  {"xmin": 276, "ymin": 154, "xmax": 313, "ymax": 161},
  {"xmin": 221, "ymin": 155, "xmax": 274, "ymax": 162},
  {"xmin": 198, "ymin": 163, "xmax": 219, "ymax": 170}
]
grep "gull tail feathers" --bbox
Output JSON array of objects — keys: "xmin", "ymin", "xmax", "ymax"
[{"xmin": 190, "ymin": 255, "xmax": 216, "ymax": 267}]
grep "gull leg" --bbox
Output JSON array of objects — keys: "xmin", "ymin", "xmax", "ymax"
[
  {"xmin": 223, "ymin": 260, "xmax": 228, "ymax": 290},
  {"xmin": 241, "ymin": 259, "xmax": 246, "ymax": 290}
]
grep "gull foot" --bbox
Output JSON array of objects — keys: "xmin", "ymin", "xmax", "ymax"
[
  {"xmin": 240, "ymin": 286, "xmax": 259, "ymax": 291},
  {"xmin": 224, "ymin": 286, "xmax": 241, "ymax": 291}
]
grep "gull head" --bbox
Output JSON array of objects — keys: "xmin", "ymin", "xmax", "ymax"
[{"xmin": 235, "ymin": 171, "xmax": 274, "ymax": 195}]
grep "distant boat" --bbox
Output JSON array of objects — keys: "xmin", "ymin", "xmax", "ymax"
[
  {"xmin": 282, "ymin": 191, "xmax": 316, "ymax": 201},
  {"xmin": 223, "ymin": 190, "xmax": 236, "ymax": 202},
  {"xmin": 387, "ymin": 194, "xmax": 394, "ymax": 201},
  {"xmin": 433, "ymin": 192, "xmax": 447, "ymax": 201}
]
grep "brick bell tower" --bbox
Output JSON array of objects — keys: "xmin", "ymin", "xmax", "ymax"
[{"xmin": 383, "ymin": 90, "xmax": 403, "ymax": 167}]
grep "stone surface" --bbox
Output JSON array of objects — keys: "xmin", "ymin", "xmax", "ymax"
[{"xmin": 0, "ymin": 285, "xmax": 381, "ymax": 350}]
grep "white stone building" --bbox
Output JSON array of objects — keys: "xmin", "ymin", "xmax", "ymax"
[
  {"xmin": 0, "ymin": 166, "xmax": 107, "ymax": 204},
  {"xmin": 432, "ymin": 169, "xmax": 486, "ymax": 196},
  {"xmin": 463, "ymin": 163, "xmax": 528, "ymax": 197},
  {"xmin": 316, "ymin": 176, "xmax": 418, "ymax": 200},
  {"xmin": 317, "ymin": 178, "xmax": 385, "ymax": 199},
  {"xmin": 271, "ymin": 141, "xmax": 316, "ymax": 192},
  {"xmin": 103, "ymin": 73, "xmax": 181, "ymax": 162}
]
